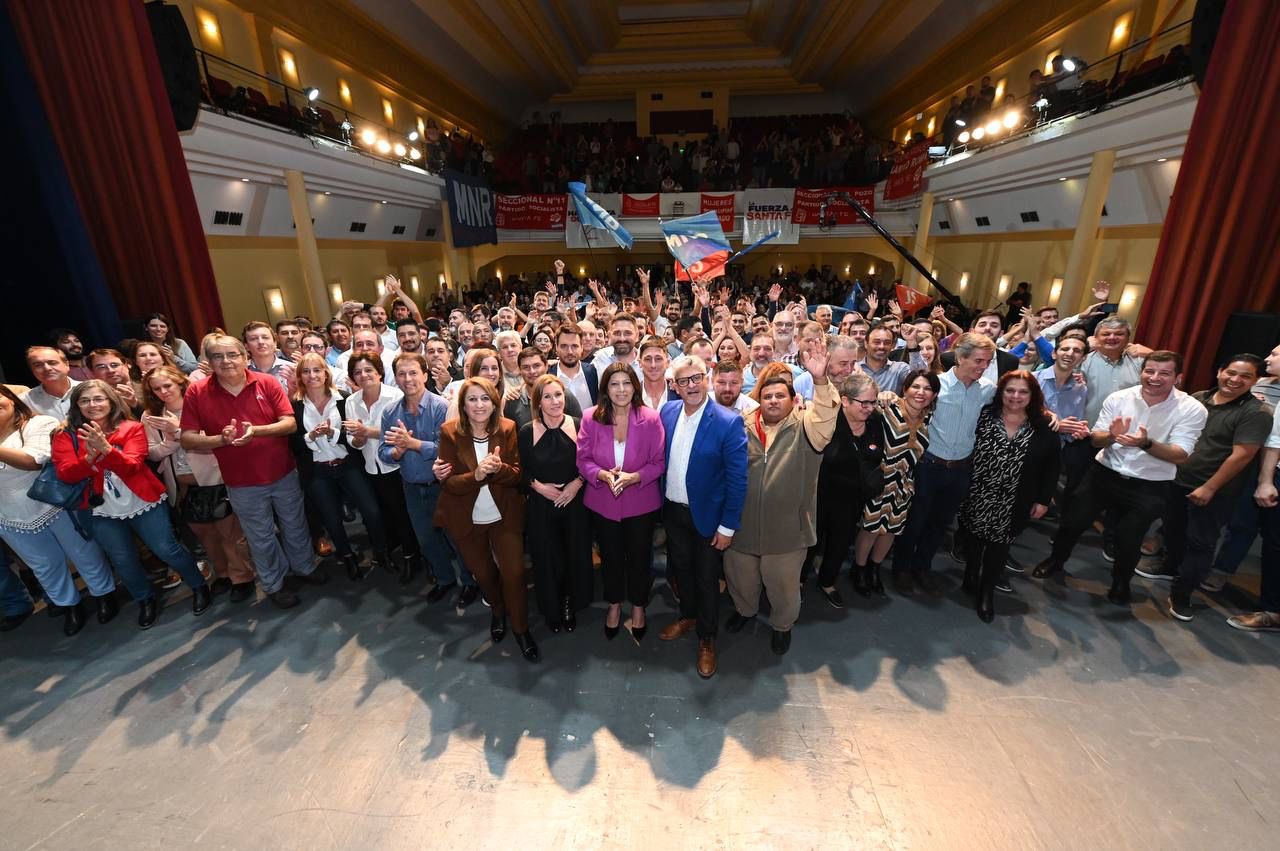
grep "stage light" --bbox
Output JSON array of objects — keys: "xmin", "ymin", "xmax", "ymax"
[
  {"xmin": 1062, "ymin": 59, "xmax": 1077, "ymax": 72},
  {"xmin": 957, "ymin": 130, "xmax": 970, "ymax": 143},
  {"xmin": 984, "ymin": 120, "xmax": 1000, "ymax": 136},
  {"xmin": 376, "ymin": 139, "xmax": 392, "ymax": 154},
  {"xmin": 393, "ymin": 142, "xmax": 407, "ymax": 157},
  {"xmin": 408, "ymin": 130, "xmax": 420, "ymax": 141},
  {"xmin": 360, "ymin": 128, "xmax": 377, "ymax": 145},
  {"xmin": 304, "ymin": 87, "xmax": 319, "ymax": 101},
  {"xmin": 972, "ymin": 127, "xmax": 986, "ymax": 140},
  {"xmin": 409, "ymin": 148, "xmax": 421, "ymax": 160},
  {"xmin": 1034, "ymin": 96, "xmax": 1050, "ymax": 109},
  {"xmin": 1002, "ymin": 110, "xmax": 1019, "ymax": 129},
  {"xmin": 954, "ymin": 119, "xmax": 966, "ymax": 127}
]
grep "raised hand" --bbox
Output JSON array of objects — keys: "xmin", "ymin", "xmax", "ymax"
[
  {"xmin": 554, "ymin": 259, "xmax": 566, "ymax": 276},
  {"xmin": 768, "ymin": 283, "xmax": 782, "ymax": 303},
  {"xmin": 384, "ymin": 274, "xmax": 401, "ymax": 294},
  {"xmin": 930, "ymin": 305, "xmax": 946, "ymax": 321},
  {"xmin": 1091, "ymin": 280, "xmax": 1111, "ymax": 302},
  {"xmin": 865, "ymin": 292, "xmax": 879, "ymax": 316},
  {"xmin": 636, "ymin": 267, "xmax": 650, "ymax": 287},
  {"xmin": 887, "ymin": 298, "xmax": 902, "ymax": 319},
  {"xmin": 802, "ymin": 346, "xmax": 829, "ymax": 382}
]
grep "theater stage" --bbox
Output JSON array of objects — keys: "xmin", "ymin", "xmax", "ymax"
[{"xmin": 1, "ymin": 525, "xmax": 1275, "ymax": 850}]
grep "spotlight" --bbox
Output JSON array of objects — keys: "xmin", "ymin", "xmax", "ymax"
[
  {"xmin": 408, "ymin": 130, "xmax": 420, "ymax": 141},
  {"xmin": 381, "ymin": 200, "xmax": 388, "ymax": 205},
  {"xmin": 954, "ymin": 118, "xmax": 966, "ymax": 128},
  {"xmin": 957, "ymin": 130, "xmax": 970, "ymax": 143},
  {"xmin": 393, "ymin": 142, "xmax": 407, "ymax": 157},
  {"xmin": 1058, "ymin": 177, "xmax": 1067, "ymax": 181},
  {"xmin": 972, "ymin": 127, "xmax": 986, "ymax": 140},
  {"xmin": 360, "ymin": 128, "xmax": 377, "ymax": 146},
  {"xmin": 1062, "ymin": 58, "xmax": 1077, "ymax": 72},
  {"xmin": 1002, "ymin": 110, "xmax": 1020, "ymax": 129},
  {"xmin": 324, "ymin": 191, "xmax": 332, "ymax": 195},
  {"xmin": 303, "ymin": 87, "xmax": 319, "ymax": 101},
  {"xmin": 409, "ymin": 148, "xmax": 421, "ymax": 160},
  {"xmin": 240, "ymin": 177, "xmax": 250, "ymax": 182},
  {"xmin": 1034, "ymin": 96, "xmax": 1050, "ymax": 109},
  {"xmin": 376, "ymin": 139, "xmax": 392, "ymax": 154},
  {"xmin": 984, "ymin": 120, "xmax": 1000, "ymax": 136}
]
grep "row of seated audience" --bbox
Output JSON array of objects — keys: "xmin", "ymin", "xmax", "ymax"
[{"xmin": 2, "ymin": 272, "xmax": 1277, "ymax": 679}]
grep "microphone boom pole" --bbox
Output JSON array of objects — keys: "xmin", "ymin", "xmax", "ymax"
[{"xmin": 825, "ymin": 191, "xmax": 958, "ymax": 304}]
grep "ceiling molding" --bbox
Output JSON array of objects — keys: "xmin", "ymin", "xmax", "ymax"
[
  {"xmin": 789, "ymin": 0, "xmax": 861, "ymax": 79},
  {"xmin": 443, "ymin": 0, "xmax": 560, "ymax": 97},
  {"xmin": 505, "ymin": 0, "xmax": 580, "ymax": 88}
]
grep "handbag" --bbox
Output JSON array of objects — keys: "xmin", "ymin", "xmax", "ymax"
[
  {"xmin": 179, "ymin": 484, "xmax": 232, "ymax": 524},
  {"xmin": 27, "ymin": 431, "xmax": 91, "ymax": 510}
]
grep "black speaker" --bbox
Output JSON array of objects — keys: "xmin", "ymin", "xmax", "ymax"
[
  {"xmin": 1189, "ymin": 0, "xmax": 1228, "ymax": 88},
  {"xmin": 144, "ymin": 1, "xmax": 201, "ymax": 131},
  {"xmin": 1213, "ymin": 311, "xmax": 1280, "ymax": 370}
]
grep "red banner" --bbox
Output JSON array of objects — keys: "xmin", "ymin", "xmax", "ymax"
[
  {"xmin": 883, "ymin": 142, "xmax": 929, "ymax": 201},
  {"xmin": 700, "ymin": 193, "xmax": 735, "ymax": 231},
  {"xmin": 622, "ymin": 193, "xmax": 659, "ymax": 217},
  {"xmin": 895, "ymin": 284, "xmax": 933, "ymax": 315},
  {"xmin": 495, "ymin": 194, "xmax": 566, "ymax": 229},
  {"xmin": 791, "ymin": 187, "xmax": 875, "ymax": 225}
]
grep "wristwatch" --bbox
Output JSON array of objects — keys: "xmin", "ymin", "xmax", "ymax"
[{"xmin": 1140, "ymin": 436, "xmax": 1154, "ymax": 451}]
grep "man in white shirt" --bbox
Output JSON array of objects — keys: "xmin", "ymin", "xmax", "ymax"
[
  {"xmin": 590, "ymin": 312, "xmax": 641, "ymax": 375},
  {"xmin": 637, "ymin": 339, "xmax": 673, "ymax": 411},
  {"xmin": 334, "ymin": 330, "xmax": 397, "ymax": 392},
  {"xmin": 549, "ymin": 326, "xmax": 596, "ymax": 410},
  {"xmin": 20, "ymin": 346, "xmax": 80, "ymax": 419},
  {"xmin": 369, "ymin": 305, "xmax": 399, "ymax": 352},
  {"xmin": 1035, "ymin": 351, "xmax": 1207, "ymax": 606}
]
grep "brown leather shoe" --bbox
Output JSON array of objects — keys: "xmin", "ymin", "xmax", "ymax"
[
  {"xmin": 659, "ymin": 617, "xmax": 696, "ymax": 641},
  {"xmin": 697, "ymin": 638, "xmax": 717, "ymax": 679}
]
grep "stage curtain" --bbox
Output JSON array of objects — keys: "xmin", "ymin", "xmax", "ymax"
[
  {"xmin": 1137, "ymin": 0, "xmax": 1280, "ymax": 390},
  {"xmin": 8, "ymin": 0, "xmax": 223, "ymax": 345}
]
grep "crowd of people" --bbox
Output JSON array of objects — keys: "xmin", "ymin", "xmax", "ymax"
[{"xmin": 2, "ymin": 269, "xmax": 1277, "ymax": 678}]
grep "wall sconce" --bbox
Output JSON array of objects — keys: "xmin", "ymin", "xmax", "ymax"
[
  {"xmin": 1110, "ymin": 14, "xmax": 1133, "ymax": 50},
  {"xmin": 578, "ymin": 266, "xmax": 586, "ymax": 276},
  {"xmin": 410, "ymin": 275, "xmax": 420, "ymax": 294},
  {"xmin": 1049, "ymin": 276, "xmax": 1064, "ymax": 304},
  {"xmin": 437, "ymin": 273, "xmax": 446, "ymax": 287},
  {"xmin": 495, "ymin": 269, "xmax": 503, "ymax": 279},
  {"xmin": 279, "ymin": 49, "xmax": 298, "ymax": 83},
  {"xmin": 330, "ymin": 283, "xmax": 343, "ymax": 305},
  {"xmin": 1119, "ymin": 283, "xmax": 1141, "ymax": 314},
  {"xmin": 375, "ymin": 278, "xmax": 387, "ymax": 298},
  {"xmin": 382, "ymin": 98, "xmax": 394, "ymax": 124},
  {"xmin": 194, "ymin": 7, "xmax": 221, "ymax": 51},
  {"xmin": 338, "ymin": 78, "xmax": 352, "ymax": 107},
  {"xmin": 1044, "ymin": 49, "xmax": 1061, "ymax": 76},
  {"xmin": 931, "ymin": 269, "xmax": 939, "ymax": 280},
  {"xmin": 959, "ymin": 272, "xmax": 969, "ymax": 290},
  {"xmin": 868, "ymin": 263, "xmax": 876, "ymax": 274},
  {"xmin": 998, "ymin": 274, "xmax": 1011, "ymax": 295},
  {"xmin": 994, "ymin": 78, "xmax": 1005, "ymax": 101},
  {"xmin": 844, "ymin": 264, "xmax": 851, "ymax": 274},
  {"xmin": 262, "ymin": 288, "xmax": 286, "ymax": 320}
]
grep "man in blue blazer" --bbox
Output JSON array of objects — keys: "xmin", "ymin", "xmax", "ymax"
[{"xmin": 658, "ymin": 354, "xmax": 748, "ymax": 679}]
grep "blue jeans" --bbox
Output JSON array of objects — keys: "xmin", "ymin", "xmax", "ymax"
[
  {"xmin": 893, "ymin": 455, "xmax": 972, "ymax": 575},
  {"xmin": 0, "ymin": 547, "xmax": 32, "ymax": 616},
  {"xmin": 1, "ymin": 512, "xmax": 116, "ymax": 607},
  {"xmin": 402, "ymin": 480, "xmax": 472, "ymax": 586},
  {"xmin": 1259, "ymin": 468, "xmax": 1280, "ymax": 612},
  {"xmin": 227, "ymin": 470, "xmax": 315, "ymax": 594},
  {"xmin": 89, "ymin": 503, "xmax": 206, "ymax": 602},
  {"xmin": 1212, "ymin": 483, "xmax": 1261, "ymax": 575},
  {"xmin": 305, "ymin": 458, "xmax": 386, "ymax": 556}
]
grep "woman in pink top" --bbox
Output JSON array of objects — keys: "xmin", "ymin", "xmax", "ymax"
[{"xmin": 576, "ymin": 363, "xmax": 666, "ymax": 642}]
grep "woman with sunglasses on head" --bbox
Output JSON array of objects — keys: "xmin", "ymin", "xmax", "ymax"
[
  {"xmin": 142, "ymin": 365, "xmax": 257, "ymax": 602},
  {"xmin": 52, "ymin": 380, "xmax": 211, "ymax": 629},
  {"xmin": 0, "ymin": 386, "xmax": 117, "ymax": 635}
]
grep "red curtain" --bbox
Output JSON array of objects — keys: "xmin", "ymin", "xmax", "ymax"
[
  {"xmin": 9, "ymin": 0, "xmax": 223, "ymax": 342},
  {"xmin": 1137, "ymin": 0, "xmax": 1280, "ymax": 390}
]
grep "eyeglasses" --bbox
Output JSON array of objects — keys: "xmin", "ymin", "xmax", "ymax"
[
  {"xmin": 301, "ymin": 343, "xmax": 326, "ymax": 351},
  {"xmin": 207, "ymin": 352, "xmax": 244, "ymax": 362},
  {"xmin": 849, "ymin": 398, "xmax": 879, "ymax": 408},
  {"xmin": 92, "ymin": 362, "xmax": 123, "ymax": 371},
  {"xmin": 673, "ymin": 373, "xmax": 706, "ymax": 387}
]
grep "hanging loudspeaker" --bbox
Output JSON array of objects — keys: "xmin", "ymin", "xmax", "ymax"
[
  {"xmin": 1188, "ymin": 0, "xmax": 1228, "ymax": 88},
  {"xmin": 144, "ymin": 1, "xmax": 201, "ymax": 132}
]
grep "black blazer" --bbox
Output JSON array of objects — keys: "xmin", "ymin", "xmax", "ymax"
[
  {"xmin": 289, "ymin": 396, "xmax": 355, "ymax": 484},
  {"xmin": 549, "ymin": 361, "xmax": 599, "ymax": 405},
  {"xmin": 941, "ymin": 347, "xmax": 1020, "ymax": 378},
  {"xmin": 817, "ymin": 411, "xmax": 886, "ymax": 510},
  {"xmin": 1008, "ymin": 421, "xmax": 1061, "ymax": 537}
]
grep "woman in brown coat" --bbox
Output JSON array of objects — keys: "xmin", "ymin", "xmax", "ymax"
[{"xmin": 434, "ymin": 377, "xmax": 538, "ymax": 662}]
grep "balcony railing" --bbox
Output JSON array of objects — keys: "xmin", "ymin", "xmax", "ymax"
[{"xmin": 193, "ymin": 49, "xmax": 443, "ymax": 173}]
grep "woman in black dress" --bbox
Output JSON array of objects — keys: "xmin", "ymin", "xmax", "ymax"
[
  {"xmin": 811, "ymin": 373, "xmax": 886, "ymax": 607},
  {"xmin": 517, "ymin": 374, "xmax": 593, "ymax": 633},
  {"xmin": 959, "ymin": 370, "xmax": 1060, "ymax": 622}
]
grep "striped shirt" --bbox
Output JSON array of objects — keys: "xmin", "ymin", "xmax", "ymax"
[{"xmin": 927, "ymin": 368, "xmax": 997, "ymax": 461}]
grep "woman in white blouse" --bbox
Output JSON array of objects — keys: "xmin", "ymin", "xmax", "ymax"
[
  {"xmin": 340, "ymin": 353, "xmax": 422, "ymax": 584},
  {"xmin": 288, "ymin": 353, "xmax": 388, "ymax": 580},
  {"xmin": 142, "ymin": 366, "xmax": 257, "ymax": 602},
  {"xmin": 0, "ymin": 386, "xmax": 116, "ymax": 636}
]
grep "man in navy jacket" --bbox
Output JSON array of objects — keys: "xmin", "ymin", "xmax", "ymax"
[{"xmin": 658, "ymin": 355, "xmax": 748, "ymax": 679}]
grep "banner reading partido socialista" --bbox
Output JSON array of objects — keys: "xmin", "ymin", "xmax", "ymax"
[
  {"xmin": 495, "ymin": 194, "xmax": 566, "ymax": 230},
  {"xmin": 791, "ymin": 186, "xmax": 876, "ymax": 225}
]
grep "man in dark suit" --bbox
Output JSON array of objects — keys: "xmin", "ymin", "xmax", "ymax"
[
  {"xmin": 549, "ymin": 325, "xmax": 598, "ymax": 411},
  {"xmin": 940, "ymin": 310, "xmax": 1019, "ymax": 379},
  {"xmin": 658, "ymin": 354, "xmax": 748, "ymax": 679}
]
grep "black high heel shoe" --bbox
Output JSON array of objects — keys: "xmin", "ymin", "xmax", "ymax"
[
  {"xmin": 489, "ymin": 614, "xmax": 507, "ymax": 643},
  {"xmin": 630, "ymin": 608, "xmax": 647, "ymax": 642},
  {"xmin": 562, "ymin": 596, "xmax": 576, "ymax": 633},
  {"xmin": 514, "ymin": 631, "xmax": 540, "ymax": 662},
  {"xmin": 604, "ymin": 605, "xmax": 621, "ymax": 640},
  {"xmin": 867, "ymin": 560, "xmax": 886, "ymax": 596}
]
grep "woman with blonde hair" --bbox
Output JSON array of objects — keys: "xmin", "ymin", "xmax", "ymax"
[{"xmin": 142, "ymin": 365, "xmax": 257, "ymax": 602}]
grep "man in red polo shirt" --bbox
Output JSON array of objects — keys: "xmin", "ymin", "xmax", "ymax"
[{"xmin": 180, "ymin": 334, "xmax": 327, "ymax": 608}]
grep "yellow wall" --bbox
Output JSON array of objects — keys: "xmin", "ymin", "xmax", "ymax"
[
  {"xmin": 929, "ymin": 226, "xmax": 1160, "ymax": 323},
  {"xmin": 207, "ymin": 237, "xmax": 447, "ymax": 333},
  {"xmin": 635, "ymin": 86, "xmax": 729, "ymax": 140}
]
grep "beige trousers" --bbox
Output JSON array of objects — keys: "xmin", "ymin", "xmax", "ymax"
[{"xmin": 723, "ymin": 547, "xmax": 806, "ymax": 631}]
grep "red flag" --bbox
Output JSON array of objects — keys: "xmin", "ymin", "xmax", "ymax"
[{"xmin": 895, "ymin": 283, "xmax": 932, "ymax": 315}]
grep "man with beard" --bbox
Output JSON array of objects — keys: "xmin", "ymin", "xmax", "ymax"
[
  {"xmin": 549, "ymin": 325, "xmax": 597, "ymax": 410},
  {"xmin": 275, "ymin": 320, "xmax": 303, "ymax": 363},
  {"xmin": 369, "ymin": 305, "xmax": 398, "ymax": 352},
  {"xmin": 50, "ymin": 329, "xmax": 92, "ymax": 380},
  {"xmin": 591, "ymin": 313, "xmax": 641, "ymax": 374},
  {"xmin": 858, "ymin": 326, "xmax": 914, "ymax": 395},
  {"xmin": 395, "ymin": 322, "xmax": 424, "ymax": 357},
  {"xmin": 712, "ymin": 360, "xmax": 758, "ymax": 415},
  {"xmin": 771, "ymin": 312, "xmax": 800, "ymax": 365},
  {"xmin": 638, "ymin": 338, "xmax": 677, "ymax": 411}
]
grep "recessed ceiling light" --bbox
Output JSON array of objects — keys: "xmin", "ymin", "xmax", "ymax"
[
  {"xmin": 1156, "ymin": 157, "xmax": 1168, "ymax": 162},
  {"xmin": 324, "ymin": 191, "xmax": 332, "ymax": 195},
  {"xmin": 240, "ymin": 178, "xmax": 250, "ymax": 182},
  {"xmin": 380, "ymin": 200, "xmax": 387, "ymax": 204},
  {"xmin": 1058, "ymin": 177, "xmax": 1067, "ymax": 181}
]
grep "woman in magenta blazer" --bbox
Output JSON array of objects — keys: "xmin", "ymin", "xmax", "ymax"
[{"xmin": 577, "ymin": 363, "xmax": 666, "ymax": 642}]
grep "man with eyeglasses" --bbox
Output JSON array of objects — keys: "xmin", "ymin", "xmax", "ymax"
[
  {"xmin": 658, "ymin": 355, "xmax": 748, "ymax": 679},
  {"xmin": 88, "ymin": 348, "xmax": 142, "ymax": 414},
  {"xmin": 180, "ymin": 334, "xmax": 327, "ymax": 609}
]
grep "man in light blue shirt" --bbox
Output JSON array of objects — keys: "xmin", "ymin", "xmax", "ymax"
[
  {"xmin": 893, "ymin": 333, "xmax": 997, "ymax": 594},
  {"xmin": 1036, "ymin": 336, "xmax": 1092, "ymax": 502}
]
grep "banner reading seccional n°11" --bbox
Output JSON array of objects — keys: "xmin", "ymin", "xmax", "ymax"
[{"xmin": 743, "ymin": 188, "xmax": 799, "ymax": 245}]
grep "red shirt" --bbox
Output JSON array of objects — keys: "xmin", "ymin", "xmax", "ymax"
[{"xmin": 180, "ymin": 371, "xmax": 296, "ymax": 487}]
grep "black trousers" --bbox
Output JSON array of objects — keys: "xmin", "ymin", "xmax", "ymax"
[
  {"xmin": 370, "ymin": 469, "xmax": 420, "ymax": 558},
  {"xmin": 594, "ymin": 510, "xmax": 657, "ymax": 607},
  {"xmin": 304, "ymin": 459, "xmax": 387, "ymax": 556},
  {"xmin": 664, "ymin": 500, "xmax": 722, "ymax": 639},
  {"xmin": 1164, "ymin": 483, "xmax": 1234, "ymax": 602},
  {"xmin": 963, "ymin": 533, "xmax": 1009, "ymax": 590},
  {"xmin": 1049, "ymin": 463, "xmax": 1167, "ymax": 585},
  {"xmin": 1059, "ymin": 438, "xmax": 1094, "ymax": 504},
  {"xmin": 815, "ymin": 490, "xmax": 859, "ymax": 587}
]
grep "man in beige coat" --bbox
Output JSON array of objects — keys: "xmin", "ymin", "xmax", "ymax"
[{"xmin": 724, "ymin": 347, "xmax": 838, "ymax": 655}]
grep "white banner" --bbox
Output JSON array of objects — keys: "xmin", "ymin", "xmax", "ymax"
[
  {"xmin": 565, "ymin": 193, "xmax": 621, "ymax": 248},
  {"xmin": 743, "ymin": 188, "xmax": 800, "ymax": 245}
]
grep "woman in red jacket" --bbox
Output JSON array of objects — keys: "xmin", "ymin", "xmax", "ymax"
[{"xmin": 52, "ymin": 380, "xmax": 210, "ymax": 629}]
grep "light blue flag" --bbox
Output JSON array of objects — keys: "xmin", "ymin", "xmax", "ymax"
[{"xmin": 567, "ymin": 182, "xmax": 633, "ymax": 249}]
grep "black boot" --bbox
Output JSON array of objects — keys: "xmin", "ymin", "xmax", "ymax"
[
  {"xmin": 398, "ymin": 554, "xmax": 417, "ymax": 586},
  {"xmin": 490, "ymin": 614, "xmax": 507, "ymax": 643},
  {"xmin": 562, "ymin": 596, "xmax": 576, "ymax": 633},
  {"xmin": 95, "ymin": 592, "xmax": 119, "ymax": 625},
  {"xmin": 342, "ymin": 553, "xmax": 364, "ymax": 581},
  {"xmin": 138, "ymin": 597, "xmax": 160, "ymax": 630},
  {"xmin": 515, "ymin": 631, "xmax": 540, "ymax": 662},
  {"xmin": 851, "ymin": 562, "xmax": 871, "ymax": 596},
  {"xmin": 962, "ymin": 558, "xmax": 981, "ymax": 595},
  {"xmin": 976, "ymin": 557, "xmax": 1000, "ymax": 623},
  {"xmin": 191, "ymin": 584, "xmax": 212, "ymax": 616},
  {"xmin": 867, "ymin": 560, "xmax": 886, "ymax": 596},
  {"xmin": 372, "ymin": 549, "xmax": 391, "ymax": 577},
  {"xmin": 63, "ymin": 601, "xmax": 87, "ymax": 636}
]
